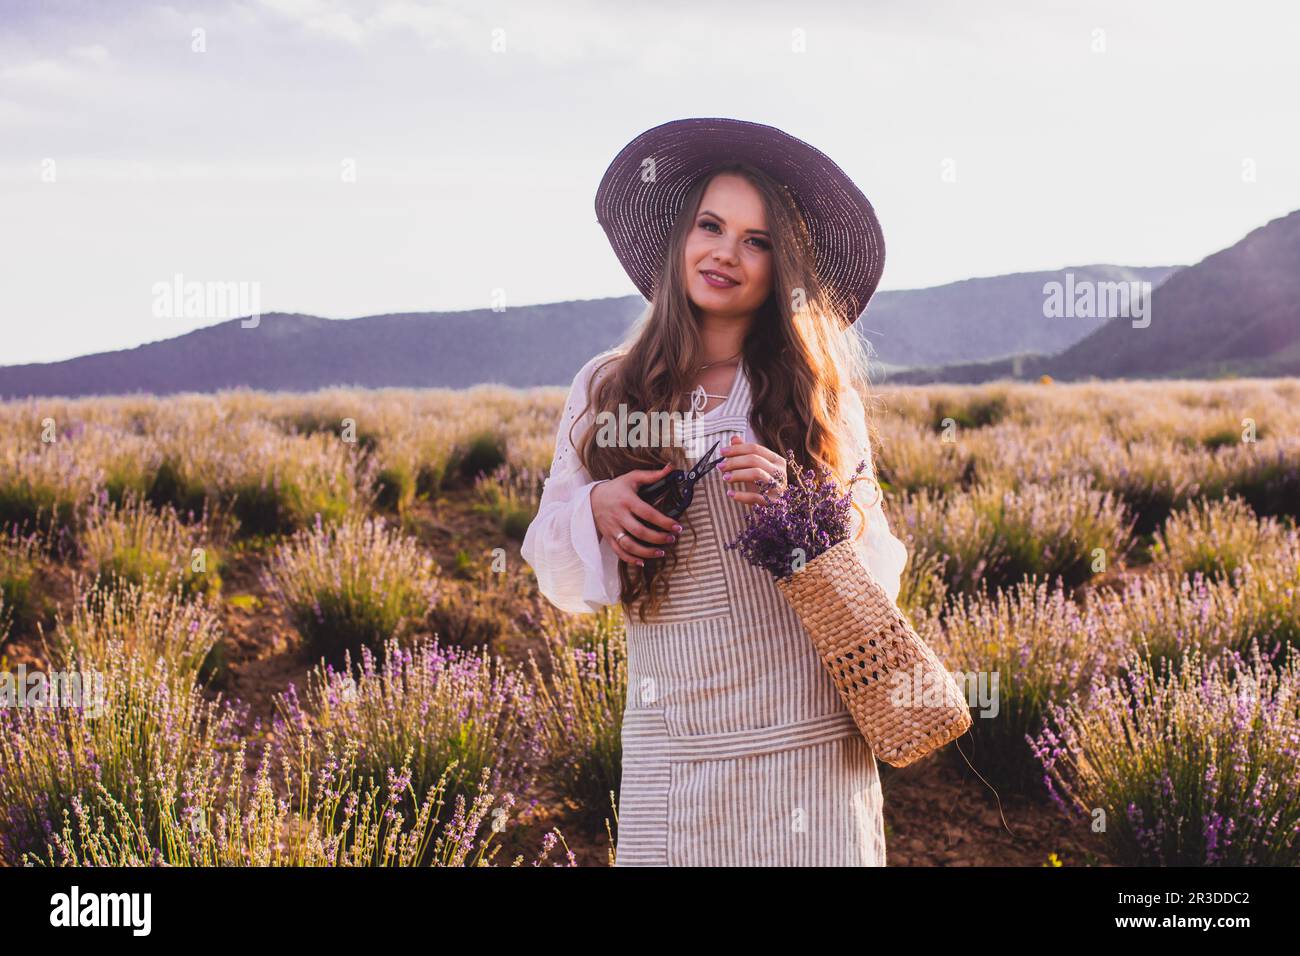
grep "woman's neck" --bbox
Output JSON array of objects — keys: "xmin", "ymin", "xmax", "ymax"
[{"xmin": 697, "ymin": 311, "xmax": 752, "ymax": 365}]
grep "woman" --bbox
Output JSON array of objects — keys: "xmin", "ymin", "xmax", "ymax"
[{"xmin": 521, "ymin": 118, "xmax": 909, "ymax": 866}]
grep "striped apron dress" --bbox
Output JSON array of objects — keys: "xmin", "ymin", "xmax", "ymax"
[{"xmin": 614, "ymin": 370, "xmax": 887, "ymax": 867}]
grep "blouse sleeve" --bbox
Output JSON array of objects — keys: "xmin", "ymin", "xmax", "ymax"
[
  {"xmin": 520, "ymin": 352, "xmax": 623, "ymax": 614},
  {"xmin": 840, "ymin": 387, "xmax": 909, "ymax": 605}
]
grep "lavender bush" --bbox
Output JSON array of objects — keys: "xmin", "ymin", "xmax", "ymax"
[
  {"xmin": 80, "ymin": 491, "xmax": 224, "ymax": 599},
  {"xmin": 1032, "ymin": 642, "xmax": 1300, "ymax": 866},
  {"xmin": 473, "ymin": 462, "xmax": 545, "ymax": 540},
  {"xmin": 894, "ymin": 546, "xmax": 951, "ymax": 624},
  {"xmin": 262, "ymin": 514, "xmax": 440, "ymax": 660},
  {"xmin": 871, "ymin": 419, "xmax": 974, "ymax": 495},
  {"xmin": 1083, "ymin": 440, "xmax": 1205, "ymax": 536},
  {"xmin": 29, "ymin": 732, "xmax": 574, "ymax": 867},
  {"xmin": 1088, "ymin": 555, "xmax": 1300, "ymax": 669},
  {"xmin": 47, "ymin": 575, "xmax": 224, "ymax": 688},
  {"xmin": 1207, "ymin": 437, "xmax": 1300, "ymax": 522},
  {"xmin": 0, "ymin": 441, "xmax": 100, "ymax": 546},
  {"xmin": 926, "ymin": 577, "xmax": 1117, "ymax": 789},
  {"xmin": 897, "ymin": 476, "xmax": 1134, "ymax": 596},
  {"xmin": 1149, "ymin": 495, "xmax": 1295, "ymax": 582},
  {"xmin": 0, "ymin": 524, "xmax": 43, "ymax": 636},
  {"xmin": 0, "ymin": 638, "xmax": 243, "ymax": 865},
  {"xmin": 526, "ymin": 605, "xmax": 627, "ymax": 825},
  {"xmin": 272, "ymin": 636, "xmax": 547, "ymax": 832}
]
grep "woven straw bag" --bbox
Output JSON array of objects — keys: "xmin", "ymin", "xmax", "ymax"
[{"xmin": 775, "ymin": 538, "xmax": 972, "ymax": 767}]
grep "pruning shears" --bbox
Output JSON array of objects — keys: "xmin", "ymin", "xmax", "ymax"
[{"xmin": 636, "ymin": 440, "xmax": 724, "ymax": 519}]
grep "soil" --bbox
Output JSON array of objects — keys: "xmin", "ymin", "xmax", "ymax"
[{"xmin": 878, "ymin": 747, "xmax": 1113, "ymax": 866}]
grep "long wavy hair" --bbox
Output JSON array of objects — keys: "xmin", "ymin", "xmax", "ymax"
[{"xmin": 571, "ymin": 161, "xmax": 882, "ymax": 620}]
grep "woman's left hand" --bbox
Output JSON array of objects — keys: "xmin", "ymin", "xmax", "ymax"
[{"xmin": 718, "ymin": 434, "xmax": 788, "ymax": 506}]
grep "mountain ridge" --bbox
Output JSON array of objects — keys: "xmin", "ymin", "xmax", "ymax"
[
  {"xmin": 893, "ymin": 209, "xmax": 1300, "ymax": 385},
  {"xmin": 0, "ymin": 265, "xmax": 1186, "ymax": 399}
]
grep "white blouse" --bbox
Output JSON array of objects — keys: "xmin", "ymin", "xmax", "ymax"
[{"xmin": 521, "ymin": 349, "xmax": 910, "ymax": 615}]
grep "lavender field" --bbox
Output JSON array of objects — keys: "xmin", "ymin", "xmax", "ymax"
[{"xmin": 1, "ymin": 377, "xmax": 1298, "ymax": 867}]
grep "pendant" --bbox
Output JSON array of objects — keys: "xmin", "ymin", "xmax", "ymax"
[{"xmin": 690, "ymin": 384, "xmax": 708, "ymax": 415}]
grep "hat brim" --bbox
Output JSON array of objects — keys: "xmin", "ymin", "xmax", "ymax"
[{"xmin": 594, "ymin": 117, "xmax": 885, "ymax": 325}]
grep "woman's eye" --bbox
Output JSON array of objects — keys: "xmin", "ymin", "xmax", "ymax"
[{"xmin": 699, "ymin": 220, "xmax": 769, "ymax": 250}]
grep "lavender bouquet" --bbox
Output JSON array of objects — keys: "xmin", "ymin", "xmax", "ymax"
[
  {"xmin": 724, "ymin": 449, "xmax": 871, "ymax": 579},
  {"xmin": 725, "ymin": 449, "xmax": 970, "ymax": 768}
]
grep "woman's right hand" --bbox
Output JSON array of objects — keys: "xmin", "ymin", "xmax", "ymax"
[{"xmin": 590, "ymin": 463, "xmax": 682, "ymax": 567}]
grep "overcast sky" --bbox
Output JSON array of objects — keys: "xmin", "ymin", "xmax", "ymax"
[{"xmin": 2, "ymin": 0, "xmax": 1298, "ymax": 364}]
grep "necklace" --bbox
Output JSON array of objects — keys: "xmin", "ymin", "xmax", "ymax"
[
  {"xmin": 699, "ymin": 350, "xmax": 742, "ymax": 370},
  {"xmin": 689, "ymin": 351, "xmax": 742, "ymax": 414}
]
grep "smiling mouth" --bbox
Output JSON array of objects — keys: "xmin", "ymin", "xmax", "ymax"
[{"xmin": 700, "ymin": 269, "xmax": 740, "ymax": 288}]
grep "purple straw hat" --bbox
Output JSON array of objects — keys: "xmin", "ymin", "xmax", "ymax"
[{"xmin": 594, "ymin": 117, "xmax": 885, "ymax": 325}]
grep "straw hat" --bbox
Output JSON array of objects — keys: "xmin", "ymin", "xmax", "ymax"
[{"xmin": 594, "ymin": 117, "xmax": 886, "ymax": 325}]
